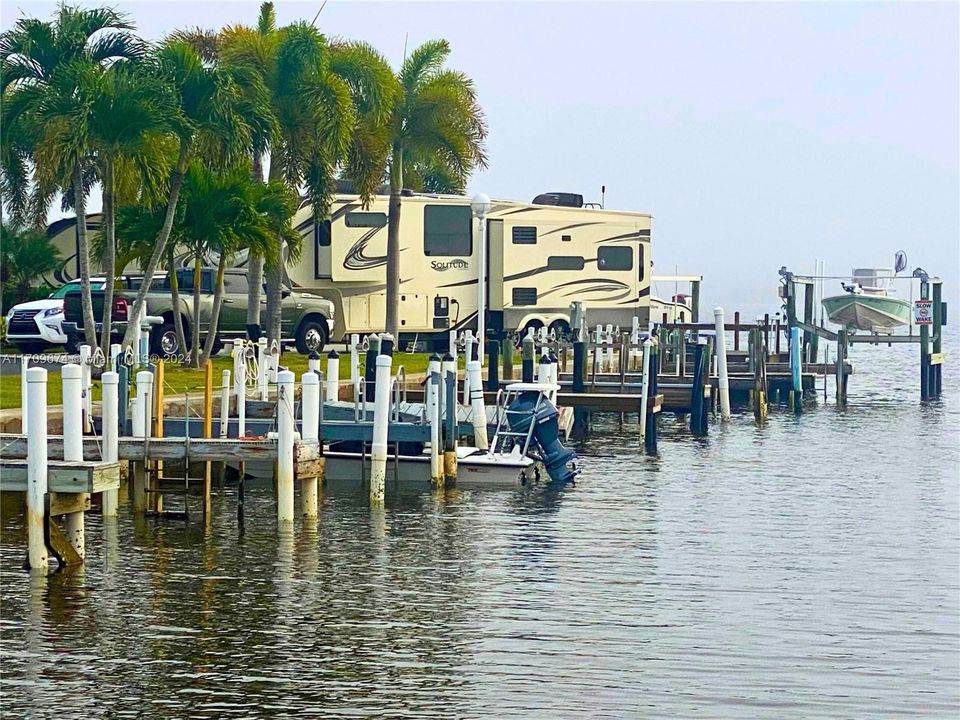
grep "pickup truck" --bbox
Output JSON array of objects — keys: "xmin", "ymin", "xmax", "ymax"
[{"xmin": 63, "ymin": 268, "xmax": 335, "ymax": 356}]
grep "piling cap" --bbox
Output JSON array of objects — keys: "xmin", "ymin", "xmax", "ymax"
[
  {"xmin": 301, "ymin": 371, "xmax": 319, "ymax": 384},
  {"xmin": 466, "ymin": 360, "xmax": 481, "ymax": 371},
  {"xmin": 539, "ymin": 354, "xmax": 551, "ymax": 364},
  {"xmin": 25, "ymin": 366, "xmax": 48, "ymax": 382},
  {"xmin": 101, "ymin": 371, "xmax": 119, "ymax": 384},
  {"xmin": 308, "ymin": 350, "xmax": 321, "ymax": 360},
  {"xmin": 549, "ymin": 354, "xmax": 558, "ymax": 364},
  {"xmin": 277, "ymin": 369, "xmax": 295, "ymax": 382},
  {"xmin": 429, "ymin": 352, "xmax": 441, "ymax": 361},
  {"xmin": 442, "ymin": 352, "xmax": 454, "ymax": 362},
  {"xmin": 376, "ymin": 354, "xmax": 393, "ymax": 368},
  {"xmin": 62, "ymin": 363, "xmax": 82, "ymax": 379},
  {"xmin": 327, "ymin": 349, "xmax": 339, "ymax": 358}
]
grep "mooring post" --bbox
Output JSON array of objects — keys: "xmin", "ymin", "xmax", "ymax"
[
  {"xmin": 220, "ymin": 370, "xmax": 231, "ymax": 438},
  {"xmin": 538, "ymin": 354, "xmax": 551, "ymax": 389},
  {"xmin": 803, "ymin": 283, "xmax": 815, "ymax": 363},
  {"xmin": 325, "ymin": 349, "xmax": 340, "ymax": 402},
  {"xmin": 487, "ymin": 340, "xmax": 500, "ymax": 391},
  {"xmin": 501, "ymin": 336, "xmax": 514, "ymax": 382},
  {"xmin": 639, "ymin": 338, "xmax": 652, "ymax": 443},
  {"xmin": 79, "ymin": 344, "xmax": 92, "ymax": 432},
  {"xmin": 20, "ymin": 355, "xmax": 29, "ymax": 431},
  {"xmin": 919, "ymin": 279, "xmax": 930, "ymax": 400},
  {"xmin": 101, "ymin": 372, "xmax": 119, "ymax": 517},
  {"xmin": 572, "ymin": 337, "xmax": 589, "ymax": 437},
  {"xmin": 370, "ymin": 355, "xmax": 392, "ymax": 504},
  {"xmin": 26, "ymin": 367, "xmax": 49, "ymax": 572},
  {"xmin": 835, "ymin": 329, "xmax": 847, "ymax": 407},
  {"xmin": 440, "ymin": 352, "xmax": 455, "ymax": 425},
  {"xmin": 257, "ymin": 337, "xmax": 269, "ymax": 400},
  {"xmin": 300, "ymin": 371, "xmax": 320, "ymax": 518},
  {"xmin": 365, "ymin": 334, "xmax": 380, "ymax": 403},
  {"xmin": 522, "ymin": 335, "xmax": 535, "ymax": 383},
  {"xmin": 932, "ymin": 280, "xmax": 943, "ymax": 399},
  {"xmin": 62, "ymin": 363, "xmax": 85, "ymax": 559},
  {"xmin": 349, "ymin": 333, "xmax": 361, "ymax": 402},
  {"xmin": 733, "ymin": 311, "xmax": 741, "ymax": 352},
  {"xmin": 775, "ymin": 315, "xmax": 782, "ymax": 356},
  {"xmin": 644, "ymin": 338, "xmax": 659, "ymax": 454},
  {"xmin": 444, "ymin": 368, "xmax": 458, "ymax": 486},
  {"xmin": 276, "ymin": 370, "xmax": 296, "ymax": 523},
  {"xmin": 790, "ymin": 326, "xmax": 802, "ymax": 413},
  {"xmin": 714, "ymin": 308, "xmax": 731, "ymax": 421},
  {"xmin": 202, "ymin": 361, "xmax": 213, "ymax": 515},
  {"xmin": 690, "ymin": 343, "xmax": 705, "ymax": 436},
  {"xmin": 463, "ymin": 330, "xmax": 474, "ymax": 407},
  {"xmin": 466, "ymin": 360, "xmax": 489, "ymax": 450},
  {"xmin": 427, "ymin": 358, "xmax": 442, "ymax": 485},
  {"xmin": 133, "ymin": 371, "xmax": 153, "ymax": 514}
]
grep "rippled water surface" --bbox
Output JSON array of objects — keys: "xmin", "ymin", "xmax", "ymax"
[{"xmin": 2, "ymin": 334, "xmax": 958, "ymax": 718}]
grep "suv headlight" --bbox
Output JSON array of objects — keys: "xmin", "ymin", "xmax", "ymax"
[{"xmin": 41, "ymin": 307, "xmax": 62, "ymax": 318}]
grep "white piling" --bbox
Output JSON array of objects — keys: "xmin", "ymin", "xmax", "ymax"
[
  {"xmin": 462, "ymin": 330, "xmax": 474, "ymax": 407},
  {"xmin": 220, "ymin": 369, "xmax": 231, "ymax": 438},
  {"xmin": 257, "ymin": 338, "xmax": 268, "ymax": 400},
  {"xmin": 427, "ymin": 357, "xmax": 442, "ymax": 483},
  {"xmin": 131, "ymin": 305, "xmax": 143, "ymax": 365},
  {"xmin": 630, "ymin": 317, "xmax": 641, "ymax": 370},
  {"xmin": 79, "ymin": 344, "xmax": 92, "ymax": 432},
  {"xmin": 276, "ymin": 370, "xmax": 296, "ymax": 524},
  {"xmin": 300, "ymin": 371, "xmax": 320, "ymax": 518},
  {"xmin": 594, "ymin": 324, "xmax": 604, "ymax": 373},
  {"xmin": 639, "ymin": 339, "xmax": 652, "ymax": 442},
  {"xmin": 350, "ymin": 333, "xmax": 361, "ymax": 401},
  {"xmin": 26, "ymin": 367, "xmax": 48, "ymax": 572},
  {"xmin": 236, "ymin": 353, "xmax": 246, "ymax": 438},
  {"xmin": 549, "ymin": 356, "xmax": 559, "ymax": 403},
  {"xmin": 604, "ymin": 324, "xmax": 615, "ymax": 373},
  {"xmin": 370, "ymin": 354, "xmax": 392, "ymax": 504},
  {"xmin": 101, "ymin": 372, "xmax": 119, "ymax": 517},
  {"xmin": 135, "ymin": 371, "xmax": 154, "ymax": 439},
  {"xmin": 326, "ymin": 350, "xmax": 340, "ymax": 402},
  {"xmin": 308, "ymin": 353, "xmax": 320, "ymax": 374},
  {"xmin": 441, "ymin": 353, "xmax": 456, "ymax": 422},
  {"xmin": 110, "ymin": 343, "xmax": 123, "ymax": 372},
  {"xmin": 466, "ymin": 360, "xmax": 488, "ymax": 450},
  {"xmin": 62, "ymin": 363, "xmax": 85, "ymax": 559},
  {"xmin": 714, "ymin": 307, "xmax": 731, "ymax": 421},
  {"xmin": 20, "ymin": 355, "xmax": 29, "ymax": 430}
]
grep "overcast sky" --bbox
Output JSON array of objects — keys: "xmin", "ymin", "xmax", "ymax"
[{"xmin": 2, "ymin": 1, "xmax": 957, "ymax": 309}]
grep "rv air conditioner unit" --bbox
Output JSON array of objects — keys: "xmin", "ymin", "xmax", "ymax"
[{"xmin": 532, "ymin": 192, "xmax": 584, "ymax": 208}]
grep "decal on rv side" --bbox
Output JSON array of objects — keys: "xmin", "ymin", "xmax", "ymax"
[
  {"xmin": 343, "ymin": 228, "xmax": 387, "ymax": 271},
  {"xmin": 430, "ymin": 259, "xmax": 469, "ymax": 272}
]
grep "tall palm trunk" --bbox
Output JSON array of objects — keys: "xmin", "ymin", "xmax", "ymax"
[
  {"xmin": 385, "ymin": 145, "xmax": 403, "ymax": 336},
  {"xmin": 168, "ymin": 253, "xmax": 187, "ymax": 362},
  {"xmin": 99, "ymin": 157, "xmax": 116, "ymax": 356},
  {"xmin": 246, "ymin": 153, "xmax": 265, "ymax": 341},
  {"xmin": 264, "ymin": 156, "xmax": 284, "ymax": 347},
  {"xmin": 73, "ymin": 164, "xmax": 96, "ymax": 349},
  {"xmin": 200, "ymin": 253, "xmax": 228, "ymax": 366},
  {"xmin": 121, "ymin": 144, "xmax": 191, "ymax": 351},
  {"xmin": 190, "ymin": 253, "xmax": 202, "ymax": 368}
]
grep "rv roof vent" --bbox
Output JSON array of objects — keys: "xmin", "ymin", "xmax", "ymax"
[{"xmin": 532, "ymin": 192, "xmax": 583, "ymax": 208}]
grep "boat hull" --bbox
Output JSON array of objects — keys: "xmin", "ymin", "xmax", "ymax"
[{"xmin": 821, "ymin": 294, "xmax": 911, "ymax": 332}]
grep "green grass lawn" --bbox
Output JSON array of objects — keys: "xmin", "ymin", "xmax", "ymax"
[{"xmin": 0, "ymin": 350, "xmax": 463, "ymax": 411}]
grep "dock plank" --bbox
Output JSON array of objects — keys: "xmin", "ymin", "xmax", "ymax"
[{"xmin": 0, "ymin": 459, "xmax": 120, "ymax": 494}]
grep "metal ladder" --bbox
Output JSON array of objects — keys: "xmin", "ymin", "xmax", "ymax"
[{"xmin": 490, "ymin": 386, "xmax": 546, "ymax": 457}]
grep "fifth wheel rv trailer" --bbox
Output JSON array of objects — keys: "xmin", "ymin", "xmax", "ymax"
[{"xmin": 285, "ymin": 191, "xmax": 652, "ymax": 346}]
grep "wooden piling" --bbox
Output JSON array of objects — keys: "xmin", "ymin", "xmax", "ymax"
[
  {"xmin": 920, "ymin": 279, "xmax": 930, "ymax": 400},
  {"xmin": 203, "ymin": 361, "xmax": 213, "ymax": 516},
  {"xmin": 932, "ymin": 280, "xmax": 943, "ymax": 399},
  {"xmin": 501, "ymin": 337, "xmax": 514, "ymax": 382},
  {"xmin": 521, "ymin": 335, "xmax": 535, "ymax": 383},
  {"xmin": 734, "ymin": 311, "xmax": 741, "ymax": 351},
  {"xmin": 486, "ymin": 340, "xmax": 500, "ymax": 391},
  {"xmin": 644, "ymin": 338, "xmax": 659, "ymax": 454}
]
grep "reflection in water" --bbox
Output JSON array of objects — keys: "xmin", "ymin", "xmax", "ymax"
[{"xmin": 0, "ymin": 335, "xmax": 958, "ymax": 717}]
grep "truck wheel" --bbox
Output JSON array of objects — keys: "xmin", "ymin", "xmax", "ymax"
[
  {"xmin": 295, "ymin": 318, "xmax": 328, "ymax": 355},
  {"xmin": 153, "ymin": 322, "xmax": 182, "ymax": 358}
]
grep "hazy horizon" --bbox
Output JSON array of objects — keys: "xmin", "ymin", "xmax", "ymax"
[{"xmin": 2, "ymin": 0, "xmax": 957, "ymax": 312}]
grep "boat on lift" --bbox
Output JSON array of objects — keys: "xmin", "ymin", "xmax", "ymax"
[{"xmin": 821, "ymin": 253, "xmax": 912, "ymax": 332}]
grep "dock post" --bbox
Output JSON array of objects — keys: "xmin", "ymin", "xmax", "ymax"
[
  {"xmin": 932, "ymin": 280, "xmax": 943, "ymax": 399},
  {"xmin": 790, "ymin": 326, "xmax": 802, "ymax": 413},
  {"xmin": 538, "ymin": 353, "xmax": 551, "ymax": 387},
  {"xmin": 20, "ymin": 355, "xmax": 29, "ymax": 430},
  {"xmin": 236, "ymin": 351, "xmax": 247, "ymax": 437},
  {"xmin": 572, "ymin": 337, "xmax": 588, "ymax": 437},
  {"xmin": 644, "ymin": 338, "xmax": 659, "ymax": 454},
  {"xmin": 301, "ymin": 372, "xmax": 320, "ymax": 518},
  {"xmin": 257, "ymin": 337, "xmax": 268, "ymax": 400},
  {"xmin": 467, "ymin": 360, "xmax": 489, "ymax": 450},
  {"xmin": 325, "ymin": 349, "xmax": 340, "ymax": 402},
  {"xmin": 443, "ymin": 368, "xmax": 458, "ymax": 486},
  {"xmin": 549, "ymin": 353, "xmax": 559, "ymax": 403},
  {"xmin": 733, "ymin": 311, "xmax": 741, "ymax": 352},
  {"xmin": 365, "ymin": 334, "xmax": 380, "ymax": 402},
  {"xmin": 101, "ymin": 372, "xmax": 119, "ymax": 517},
  {"xmin": 803, "ymin": 283, "xmax": 815, "ymax": 363},
  {"xmin": 427, "ymin": 358, "xmax": 442, "ymax": 485},
  {"xmin": 835, "ymin": 329, "xmax": 848, "ymax": 407},
  {"xmin": 26, "ymin": 367, "xmax": 49, "ymax": 571},
  {"xmin": 133, "ymin": 371, "xmax": 153, "ymax": 514},
  {"xmin": 111, "ymin": 343, "xmax": 123, "ymax": 372},
  {"xmin": 220, "ymin": 370, "xmax": 231, "ymax": 438},
  {"xmin": 62, "ymin": 363, "xmax": 85, "ymax": 559},
  {"xmin": 202, "ymin": 361, "xmax": 213, "ymax": 516},
  {"xmin": 370, "ymin": 355, "xmax": 392, "ymax": 504},
  {"xmin": 349, "ymin": 333, "xmax": 360, "ymax": 402},
  {"xmin": 522, "ymin": 335, "xmax": 535, "ymax": 383},
  {"xmin": 487, "ymin": 340, "xmax": 500, "ymax": 391},
  {"xmin": 79, "ymin": 344, "xmax": 92, "ymax": 432},
  {"xmin": 714, "ymin": 308, "xmax": 731, "ymax": 421},
  {"xmin": 501, "ymin": 336, "xmax": 513, "ymax": 382},
  {"xmin": 689, "ymin": 342, "xmax": 705, "ymax": 436},
  {"xmin": 639, "ymin": 338, "xmax": 652, "ymax": 443},
  {"xmin": 919, "ymin": 278, "xmax": 930, "ymax": 400},
  {"xmin": 463, "ymin": 330, "xmax": 474, "ymax": 407},
  {"xmin": 276, "ymin": 370, "xmax": 296, "ymax": 523},
  {"xmin": 308, "ymin": 350, "xmax": 321, "ymax": 374}
]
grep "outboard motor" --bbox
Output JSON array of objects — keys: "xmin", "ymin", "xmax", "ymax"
[{"xmin": 506, "ymin": 388, "xmax": 578, "ymax": 484}]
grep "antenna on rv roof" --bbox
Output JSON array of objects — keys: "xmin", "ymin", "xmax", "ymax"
[{"xmin": 601, "ymin": 185, "xmax": 606, "ymax": 210}]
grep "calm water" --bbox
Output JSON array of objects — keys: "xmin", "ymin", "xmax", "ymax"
[{"xmin": 2, "ymin": 333, "xmax": 958, "ymax": 718}]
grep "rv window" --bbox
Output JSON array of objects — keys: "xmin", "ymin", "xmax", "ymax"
[
  {"xmin": 638, "ymin": 244, "xmax": 645, "ymax": 281},
  {"xmin": 316, "ymin": 219, "xmax": 331, "ymax": 247},
  {"xmin": 598, "ymin": 246, "xmax": 633, "ymax": 272},
  {"xmin": 512, "ymin": 287, "xmax": 537, "ymax": 306},
  {"xmin": 547, "ymin": 256, "xmax": 585, "ymax": 271},
  {"xmin": 424, "ymin": 205, "xmax": 472, "ymax": 256},
  {"xmin": 512, "ymin": 226, "xmax": 537, "ymax": 244},
  {"xmin": 223, "ymin": 274, "xmax": 248, "ymax": 293},
  {"xmin": 345, "ymin": 212, "xmax": 387, "ymax": 228}
]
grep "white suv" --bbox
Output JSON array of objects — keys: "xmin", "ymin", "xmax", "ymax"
[{"xmin": 4, "ymin": 279, "xmax": 105, "ymax": 353}]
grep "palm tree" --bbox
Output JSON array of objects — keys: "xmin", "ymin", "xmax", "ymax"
[
  {"xmin": 0, "ymin": 222, "xmax": 62, "ymax": 309},
  {"xmin": 383, "ymin": 40, "xmax": 488, "ymax": 337},
  {"xmin": 1, "ymin": 5, "xmax": 145, "ymax": 346},
  {"xmin": 119, "ymin": 39, "xmax": 265, "ymax": 353}
]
